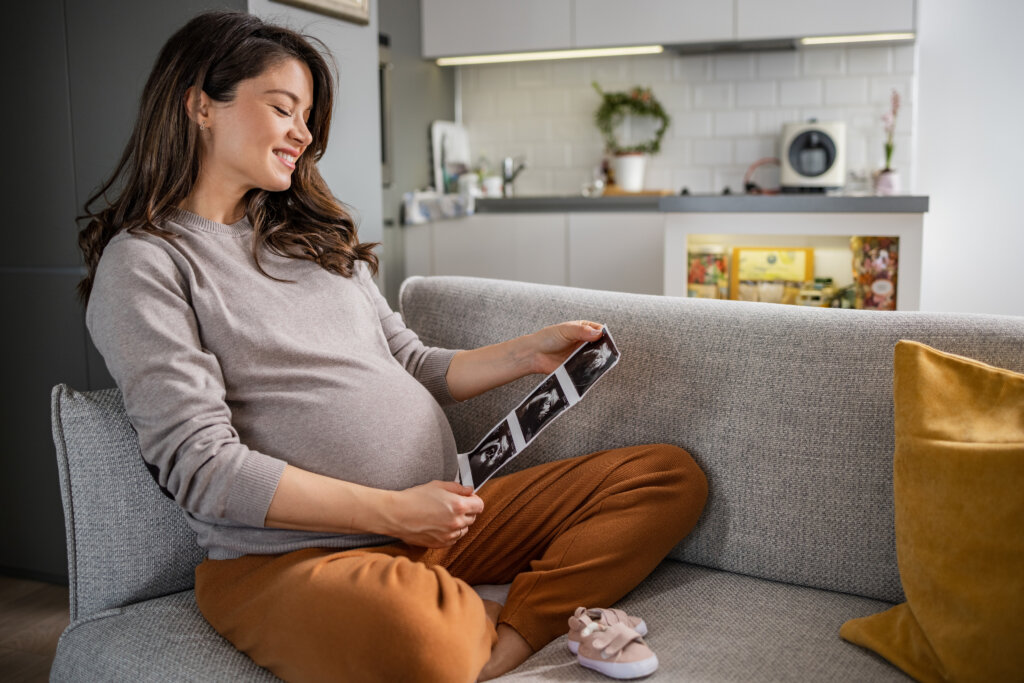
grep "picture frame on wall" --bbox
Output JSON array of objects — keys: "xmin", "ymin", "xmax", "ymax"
[{"xmin": 271, "ymin": 0, "xmax": 369, "ymax": 25}]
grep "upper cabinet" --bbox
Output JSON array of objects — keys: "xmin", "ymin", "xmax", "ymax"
[
  {"xmin": 421, "ymin": 0, "xmax": 572, "ymax": 58},
  {"xmin": 422, "ymin": 0, "xmax": 917, "ymax": 59},
  {"xmin": 574, "ymin": 0, "xmax": 733, "ymax": 48},
  {"xmin": 736, "ymin": 0, "xmax": 916, "ymax": 41}
]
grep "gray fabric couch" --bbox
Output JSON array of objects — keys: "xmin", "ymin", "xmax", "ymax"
[{"xmin": 50, "ymin": 275, "xmax": 1024, "ymax": 682}]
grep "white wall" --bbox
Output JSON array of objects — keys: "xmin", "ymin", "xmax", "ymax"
[
  {"xmin": 379, "ymin": 0, "xmax": 455, "ymax": 306},
  {"xmin": 248, "ymin": 0, "xmax": 384, "ymax": 249},
  {"xmin": 915, "ymin": 0, "xmax": 1024, "ymax": 316},
  {"xmin": 459, "ymin": 45, "xmax": 914, "ymax": 195}
]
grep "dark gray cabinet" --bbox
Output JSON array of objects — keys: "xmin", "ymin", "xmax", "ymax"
[{"xmin": 0, "ymin": 0, "xmax": 244, "ymax": 583}]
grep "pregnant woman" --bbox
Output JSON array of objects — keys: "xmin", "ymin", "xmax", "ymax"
[{"xmin": 78, "ymin": 11, "xmax": 708, "ymax": 681}]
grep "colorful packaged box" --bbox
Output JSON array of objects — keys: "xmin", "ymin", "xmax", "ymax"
[
  {"xmin": 850, "ymin": 236, "xmax": 899, "ymax": 310},
  {"xmin": 687, "ymin": 245, "xmax": 729, "ymax": 299}
]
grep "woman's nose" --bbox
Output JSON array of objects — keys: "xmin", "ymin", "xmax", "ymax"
[{"xmin": 292, "ymin": 118, "xmax": 313, "ymax": 146}]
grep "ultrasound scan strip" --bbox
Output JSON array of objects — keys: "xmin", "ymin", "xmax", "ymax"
[{"xmin": 457, "ymin": 327, "xmax": 620, "ymax": 491}]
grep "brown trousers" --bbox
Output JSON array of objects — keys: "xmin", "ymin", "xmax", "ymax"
[{"xmin": 195, "ymin": 444, "xmax": 708, "ymax": 683}]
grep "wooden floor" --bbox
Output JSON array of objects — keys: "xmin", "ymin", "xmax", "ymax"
[{"xmin": 0, "ymin": 576, "xmax": 69, "ymax": 682}]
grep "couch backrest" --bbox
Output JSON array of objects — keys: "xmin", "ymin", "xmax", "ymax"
[
  {"xmin": 51, "ymin": 385, "xmax": 204, "ymax": 622},
  {"xmin": 400, "ymin": 276, "xmax": 1024, "ymax": 603}
]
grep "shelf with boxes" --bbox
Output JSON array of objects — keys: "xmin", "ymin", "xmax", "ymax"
[{"xmin": 663, "ymin": 211, "xmax": 924, "ymax": 311}]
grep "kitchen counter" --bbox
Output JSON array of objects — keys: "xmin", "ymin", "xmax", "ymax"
[
  {"xmin": 408, "ymin": 193, "xmax": 928, "ymax": 311},
  {"xmin": 476, "ymin": 194, "xmax": 929, "ymax": 213}
]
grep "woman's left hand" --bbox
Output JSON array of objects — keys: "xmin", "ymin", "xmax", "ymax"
[{"xmin": 528, "ymin": 320, "xmax": 604, "ymax": 374}]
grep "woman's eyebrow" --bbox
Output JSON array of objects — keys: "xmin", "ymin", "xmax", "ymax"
[{"xmin": 263, "ymin": 88, "xmax": 308, "ymax": 105}]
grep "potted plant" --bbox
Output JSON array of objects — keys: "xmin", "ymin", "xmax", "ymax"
[
  {"xmin": 593, "ymin": 82, "xmax": 670, "ymax": 192},
  {"xmin": 875, "ymin": 89, "xmax": 901, "ymax": 195}
]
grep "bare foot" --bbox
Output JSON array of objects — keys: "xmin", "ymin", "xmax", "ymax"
[{"xmin": 477, "ymin": 624, "xmax": 533, "ymax": 681}]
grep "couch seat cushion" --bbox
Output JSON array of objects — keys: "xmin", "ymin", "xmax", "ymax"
[
  {"xmin": 50, "ymin": 590, "xmax": 279, "ymax": 682},
  {"xmin": 52, "ymin": 561, "xmax": 909, "ymax": 682}
]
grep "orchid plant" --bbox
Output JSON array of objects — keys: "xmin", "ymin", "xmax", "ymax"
[{"xmin": 881, "ymin": 89, "xmax": 901, "ymax": 171}]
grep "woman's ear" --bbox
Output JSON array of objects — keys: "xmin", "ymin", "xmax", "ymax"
[{"xmin": 183, "ymin": 86, "xmax": 211, "ymax": 125}]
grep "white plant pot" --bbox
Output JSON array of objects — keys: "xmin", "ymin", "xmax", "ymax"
[
  {"xmin": 613, "ymin": 154, "xmax": 646, "ymax": 192},
  {"xmin": 874, "ymin": 169, "xmax": 901, "ymax": 196}
]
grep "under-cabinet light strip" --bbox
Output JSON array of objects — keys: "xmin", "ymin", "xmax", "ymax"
[
  {"xmin": 436, "ymin": 45, "xmax": 663, "ymax": 66},
  {"xmin": 800, "ymin": 32, "xmax": 915, "ymax": 46}
]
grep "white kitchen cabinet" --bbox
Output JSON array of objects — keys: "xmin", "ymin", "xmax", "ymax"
[
  {"xmin": 421, "ymin": 0, "xmax": 572, "ymax": 58},
  {"xmin": 574, "ymin": 0, "xmax": 733, "ymax": 49},
  {"xmin": 568, "ymin": 214, "xmax": 665, "ymax": 295},
  {"xmin": 736, "ymin": 0, "xmax": 915, "ymax": 41},
  {"xmin": 404, "ymin": 214, "xmax": 568, "ymax": 285}
]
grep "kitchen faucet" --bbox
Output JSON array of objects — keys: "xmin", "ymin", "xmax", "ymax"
[{"xmin": 502, "ymin": 156, "xmax": 526, "ymax": 197}]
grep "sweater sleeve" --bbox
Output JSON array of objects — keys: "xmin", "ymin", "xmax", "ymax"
[
  {"xmin": 354, "ymin": 262, "xmax": 460, "ymax": 405},
  {"xmin": 86, "ymin": 235, "xmax": 288, "ymax": 528}
]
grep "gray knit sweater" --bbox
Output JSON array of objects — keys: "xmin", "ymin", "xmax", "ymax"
[{"xmin": 86, "ymin": 209, "xmax": 459, "ymax": 559}]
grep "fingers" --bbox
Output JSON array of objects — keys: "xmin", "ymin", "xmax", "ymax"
[
  {"xmin": 438, "ymin": 480, "xmax": 473, "ymax": 496},
  {"xmin": 436, "ymin": 481, "xmax": 485, "ymax": 515},
  {"xmin": 565, "ymin": 320, "xmax": 603, "ymax": 341}
]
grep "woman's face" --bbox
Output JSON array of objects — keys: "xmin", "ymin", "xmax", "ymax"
[{"xmin": 200, "ymin": 58, "xmax": 314, "ymax": 198}]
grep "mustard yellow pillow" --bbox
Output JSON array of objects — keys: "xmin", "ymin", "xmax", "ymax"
[{"xmin": 840, "ymin": 340, "xmax": 1024, "ymax": 682}]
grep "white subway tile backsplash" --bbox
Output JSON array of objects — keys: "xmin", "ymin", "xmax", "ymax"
[
  {"xmin": 715, "ymin": 167, "xmax": 748, "ymax": 194},
  {"xmin": 848, "ymin": 48, "xmax": 892, "ymax": 75},
  {"xmin": 673, "ymin": 168, "xmax": 713, "ymax": 194},
  {"xmin": 551, "ymin": 60, "xmax": 589, "ymax": 86},
  {"xmin": 756, "ymin": 109, "xmax": 800, "ymax": 136},
  {"xmin": 672, "ymin": 111, "xmax": 713, "ymax": 138},
  {"xmin": 713, "ymin": 54, "xmax": 755, "ymax": 81},
  {"xmin": 461, "ymin": 92, "xmax": 496, "ymax": 118},
  {"xmin": 757, "ymin": 51, "xmax": 800, "ymax": 79},
  {"xmin": 714, "ymin": 111, "xmax": 755, "ymax": 137},
  {"xmin": 497, "ymin": 89, "xmax": 532, "ymax": 117},
  {"xmin": 673, "ymin": 56, "xmax": 711, "ymax": 83},
  {"xmin": 569, "ymin": 143, "xmax": 603, "ymax": 169},
  {"xmin": 643, "ymin": 166, "xmax": 673, "ymax": 191},
  {"xmin": 514, "ymin": 169, "xmax": 554, "ymax": 196},
  {"xmin": 892, "ymin": 46, "xmax": 916, "ymax": 75},
  {"xmin": 590, "ymin": 58, "xmax": 630, "ymax": 86},
  {"xmin": 655, "ymin": 83, "xmax": 692, "ymax": 110},
  {"xmin": 630, "ymin": 55, "xmax": 672, "ymax": 85},
  {"xmin": 736, "ymin": 81, "xmax": 777, "ymax": 107},
  {"xmin": 551, "ymin": 168, "xmax": 589, "ymax": 195},
  {"xmin": 694, "ymin": 83, "xmax": 733, "ymax": 108},
  {"xmin": 799, "ymin": 107, "xmax": 846, "ymax": 124},
  {"xmin": 780, "ymin": 79, "xmax": 823, "ymax": 106},
  {"xmin": 694, "ymin": 139, "xmax": 733, "ymax": 165},
  {"xmin": 552, "ymin": 119, "xmax": 602, "ymax": 143},
  {"xmin": 870, "ymin": 77, "xmax": 912, "ymax": 104},
  {"xmin": 527, "ymin": 142, "xmax": 571, "ymax": 168},
  {"xmin": 735, "ymin": 137, "xmax": 778, "ymax": 163},
  {"xmin": 845, "ymin": 133, "xmax": 869, "ymax": 170},
  {"xmin": 531, "ymin": 90, "xmax": 570, "ymax": 116},
  {"xmin": 802, "ymin": 48, "xmax": 846, "ymax": 76},
  {"xmin": 658, "ymin": 137, "xmax": 691, "ymax": 165},
  {"xmin": 567, "ymin": 87, "xmax": 601, "ymax": 117},
  {"xmin": 464, "ymin": 120, "xmax": 513, "ymax": 143},
  {"xmin": 458, "ymin": 44, "xmax": 915, "ymax": 196},
  {"xmin": 824, "ymin": 78, "xmax": 869, "ymax": 106},
  {"xmin": 514, "ymin": 62, "xmax": 551, "ymax": 87},
  {"xmin": 512, "ymin": 117, "xmax": 552, "ymax": 143},
  {"xmin": 471, "ymin": 64, "xmax": 513, "ymax": 89}
]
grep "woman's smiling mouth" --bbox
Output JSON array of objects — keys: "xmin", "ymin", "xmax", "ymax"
[{"xmin": 274, "ymin": 150, "xmax": 298, "ymax": 169}]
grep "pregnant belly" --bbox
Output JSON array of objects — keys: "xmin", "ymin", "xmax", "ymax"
[{"xmin": 231, "ymin": 367, "xmax": 457, "ymax": 490}]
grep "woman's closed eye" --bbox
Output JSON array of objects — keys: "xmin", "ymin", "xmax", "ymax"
[{"xmin": 273, "ymin": 105, "xmax": 291, "ymax": 116}]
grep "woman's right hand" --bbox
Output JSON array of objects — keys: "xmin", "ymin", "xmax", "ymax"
[{"xmin": 386, "ymin": 481, "xmax": 485, "ymax": 548}]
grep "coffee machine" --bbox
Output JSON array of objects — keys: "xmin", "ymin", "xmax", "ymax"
[{"xmin": 779, "ymin": 120, "xmax": 846, "ymax": 192}]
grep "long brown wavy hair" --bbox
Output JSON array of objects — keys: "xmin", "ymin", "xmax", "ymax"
[{"xmin": 77, "ymin": 10, "xmax": 378, "ymax": 303}]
